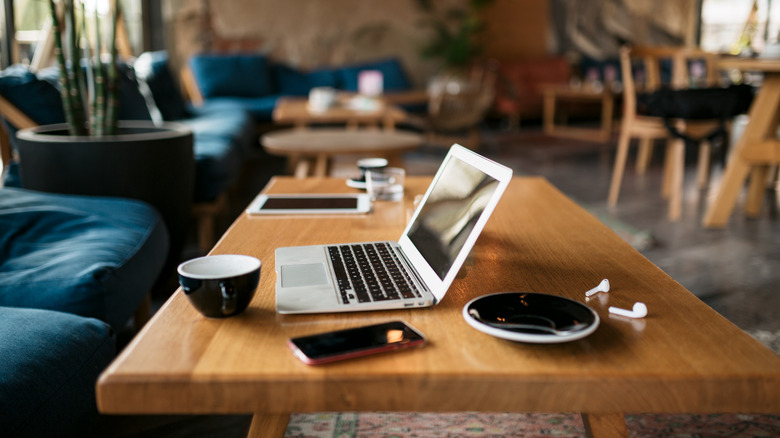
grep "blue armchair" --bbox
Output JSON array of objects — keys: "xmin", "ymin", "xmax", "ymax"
[{"xmin": 0, "ymin": 187, "xmax": 169, "ymax": 437}]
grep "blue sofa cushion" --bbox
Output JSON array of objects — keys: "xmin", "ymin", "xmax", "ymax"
[
  {"xmin": 2, "ymin": 161, "xmax": 21, "ymax": 188},
  {"xmin": 338, "ymin": 58, "xmax": 411, "ymax": 93},
  {"xmin": 38, "ymin": 63, "xmax": 153, "ymax": 122},
  {"xmin": 134, "ymin": 51, "xmax": 189, "ymax": 121},
  {"xmin": 0, "ymin": 306, "xmax": 115, "ymax": 438},
  {"xmin": 0, "ymin": 64, "xmax": 65, "ymax": 125},
  {"xmin": 184, "ymin": 101, "xmax": 255, "ymax": 144},
  {"xmin": 273, "ymin": 63, "xmax": 339, "ymax": 96},
  {"xmin": 0, "ymin": 188, "xmax": 169, "ymax": 329},
  {"xmin": 190, "ymin": 53, "xmax": 273, "ymax": 98},
  {"xmin": 0, "ymin": 63, "xmax": 151, "ymax": 131},
  {"xmin": 198, "ymin": 95, "xmax": 280, "ymax": 122}
]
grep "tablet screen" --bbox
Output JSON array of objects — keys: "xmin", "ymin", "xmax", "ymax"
[
  {"xmin": 246, "ymin": 194, "xmax": 371, "ymax": 214},
  {"xmin": 262, "ymin": 197, "xmax": 358, "ymax": 210}
]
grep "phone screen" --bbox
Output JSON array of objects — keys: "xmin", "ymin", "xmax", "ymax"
[
  {"xmin": 262, "ymin": 197, "xmax": 358, "ymax": 210},
  {"xmin": 288, "ymin": 321, "xmax": 426, "ymax": 365}
]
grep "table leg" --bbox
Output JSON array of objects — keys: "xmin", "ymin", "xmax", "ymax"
[
  {"xmin": 746, "ymin": 165, "xmax": 771, "ymax": 217},
  {"xmin": 668, "ymin": 137, "xmax": 685, "ymax": 221},
  {"xmin": 703, "ymin": 73, "xmax": 780, "ymax": 227},
  {"xmin": 607, "ymin": 127, "xmax": 631, "ymax": 207},
  {"xmin": 293, "ymin": 158, "xmax": 311, "ymax": 179},
  {"xmin": 543, "ymin": 92, "xmax": 556, "ymax": 135},
  {"xmin": 662, "ymin": 140, "xmax": 674, "ymax": 199},
  {"xmin": 246, "ymin": 413, "xmax": 290, "ymax": 438},
  {"xmin": 636, "ymin": 138, "xmax": 654, "ymax": 175},
  {"xmin": 581, "ymin": 413, "xmax": 629, "ymax": 438},
  {"xmin": 703, "ymin": 153, "xmax": 753, "ymax": 227},
  {"xmin": 697, "ymin": 141, "xmax": 712, "ymax": 189},
  {"xmin": 313, "ymin": 154, "xmax": 329, "ymax": 177},
  {"xmin": 600, "ymin": 94, "xmax": 614, "ymax": 141}
]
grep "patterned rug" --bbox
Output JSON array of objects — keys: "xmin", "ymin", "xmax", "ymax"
[
  {"xmin": 284, "ymin": 332, "xmax": 780, "ymax": 438},
  {"xmin": 285, "ymin": 412, "xmax": 780, "ymax": 437}
]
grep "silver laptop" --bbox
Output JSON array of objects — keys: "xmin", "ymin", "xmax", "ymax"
[{"xmin": 274, "ymin": 144, "xmax": 513, "ymax": 314}]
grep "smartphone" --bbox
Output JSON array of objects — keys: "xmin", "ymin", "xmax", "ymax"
[{"xmin": 288, "ymin": 321, "xmax": 426, "ymax": 365}]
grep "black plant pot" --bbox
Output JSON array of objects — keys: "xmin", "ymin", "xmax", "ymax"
[{"xmin": 15, "ymin": 121, "xmax": 195, "ymax": 263}]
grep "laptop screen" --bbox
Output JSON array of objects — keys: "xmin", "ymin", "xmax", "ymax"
[{"xmin": 406, "ymin": 155, "xmax": 501, "ymax": 280}]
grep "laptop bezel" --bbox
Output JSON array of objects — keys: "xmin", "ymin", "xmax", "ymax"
[{"xmin": 397, "ymin": 144, "xmax": 513, "ymax": 303}]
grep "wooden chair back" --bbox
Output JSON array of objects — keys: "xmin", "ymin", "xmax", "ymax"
[
  {"xmin": 620, "ymin": 45, "xmax": 720, "ymax": 124},
  {"xmin": 0, "ymin": 95, "xmax": 39, "ymax": 186},
  {"xmin": 610, "ymin": 45, "xmax": 723, "ymax": 221}
]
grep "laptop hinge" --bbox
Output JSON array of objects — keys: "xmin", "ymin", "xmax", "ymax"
[{"xmin": 394, "ymin": 245, "xmax": 433, "ymax": 301}]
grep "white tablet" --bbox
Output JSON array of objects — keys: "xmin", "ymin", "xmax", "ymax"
[{"xmin": 246, "ymin": 193, "xmax": 371, "ymax": 215}]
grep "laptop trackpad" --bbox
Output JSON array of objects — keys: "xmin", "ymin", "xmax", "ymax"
[{"xmin": 281, "ymin": 263, "xmax": 329, "ymax": 288}]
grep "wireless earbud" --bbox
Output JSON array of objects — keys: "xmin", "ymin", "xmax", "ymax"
[
  {"xmin": 585, "ymin": 279, "xmax": 610, "ymax": 297},
  {"xmin": 609, "ymin": 302, "xmax": 648, "ymax": 319}
]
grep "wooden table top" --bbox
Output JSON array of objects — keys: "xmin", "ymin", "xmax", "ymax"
[
  {"xmin": 262, "ymin": 128, "xmax": 422, "ymax": 156},
  {"xmin": 542, "ymin": 84, "xmax": 617, "ymax": 98},
  {"xmin": 717, "ymin": 56, "xmax": 780, "ymax": 72},
  {"xmin": 272, "ymin": 97, "xmax": 408, "ymax": 127},
  {"xmin": 97, "ymin": 177, "xmax": 780, "ymax": 418}
]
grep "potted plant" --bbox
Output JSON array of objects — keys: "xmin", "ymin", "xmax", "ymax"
[
  {"xmin": 14, "ymin": 0, "xmax": 195, "ymax": 258},
  {"xmin": 415, "ymin": 0, "xmax": 497, "ymax": 147},
  {"xmin": 416, "ymin": 0, "xmax": 494, "ymax": 71},
  {"xmin": 415, "ymin": 0, "xmax": 496, "ymax": 105}
]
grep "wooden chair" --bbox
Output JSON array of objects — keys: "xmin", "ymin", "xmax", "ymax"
[
  {"xmin": 0, "ymin": 95, "xmax": 36, "ymax": 186},
  {"xmin": 608, "ymin": 45, "xmax": 724, "ymax": 221}
]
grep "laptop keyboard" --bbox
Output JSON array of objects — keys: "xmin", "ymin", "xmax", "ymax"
[{"xmin": 327, "ymin": 242, "xmax": 422, "ymax": 304}]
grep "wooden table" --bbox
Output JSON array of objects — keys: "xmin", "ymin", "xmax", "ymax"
[
  {"xmin": 272, "ymin": 97, "xmax": 408, "ymax": 130},
  {"xmin": 97, "ymin": 177, "xmax": 780, "ymax": 438},
  {"xmin": 703, "ymin": 57, "xmax": 780, "ymax": 227},
  {"xmin": 262, "ymin": 128, "xmax": 422, "ymax": 178},
  {"xmin": 543, "ymin": 84, "xmax": 616, "ymax": 142}
]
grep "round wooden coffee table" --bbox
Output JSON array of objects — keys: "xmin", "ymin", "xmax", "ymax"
[{"xmin": 262, "ymin": 128, "xmax": 423, "ymax": 178}]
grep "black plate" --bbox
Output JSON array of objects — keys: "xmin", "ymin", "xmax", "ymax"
[{"xmin": 462, "ymin": 292, "xmax": 599, "ymax": 343}]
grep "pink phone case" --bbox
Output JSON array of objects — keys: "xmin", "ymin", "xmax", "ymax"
[{"xmin": 288, "ymin": 321, "xmax": 426, "ymax": 365}]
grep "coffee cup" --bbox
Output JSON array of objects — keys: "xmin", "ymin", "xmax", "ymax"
[
  {"xmin": 356, "ymin": 157, "xmax": 388, "ymax": 181},
  {"xmin": 178, "ymin": 254, "xmax": 261, "ymax": 318},
  {"xmin": 308, "ymin": 86, "xmax": 336, "ymax": 112}
]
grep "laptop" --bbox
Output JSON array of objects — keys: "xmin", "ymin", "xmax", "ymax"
[{"xmin": 274, "ymin": 144, "xmax": 513, "ymax": 314}]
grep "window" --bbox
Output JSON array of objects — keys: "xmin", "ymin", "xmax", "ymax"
[
  {"xmin": 2, "ymin": 0, "xmax": 145, "ymax": 67},
  {"xmin": 14, "ymin": 0, "xmax": 48, "ymax": 64},
  {"xmin": 700, "ymin": 0, "xmax": 780, "ymax": 54}
]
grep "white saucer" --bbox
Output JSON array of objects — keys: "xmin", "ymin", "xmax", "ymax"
[
  {"xmin": 346, "ymin": 178, "xmax": 367, "ymax": 190},
  {"xmin": 462, "ymin": 292, "xmax": 599, "ymax": 343}
]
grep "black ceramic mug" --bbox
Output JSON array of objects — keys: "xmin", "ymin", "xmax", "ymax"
[
  {"xmin": 178, "ymin": 254, "xmax": 261, "ymax": 318},
  {"xmin": 356, "ymin": 157, "xmax": 388, "ymax": 181}
]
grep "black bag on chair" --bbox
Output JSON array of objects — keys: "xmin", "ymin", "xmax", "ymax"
[{"xmin": 637, "ymin": 83, "xmax": 754, "ymax": 144}]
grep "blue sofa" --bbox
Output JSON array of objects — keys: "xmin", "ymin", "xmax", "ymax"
[
  {"xmin": 186, "ymin": 53, "xmax": 416, "ymax": 123},
  {"xmin": 0, "ymin": 187, "xmax": 169, "ymax": 437}
]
